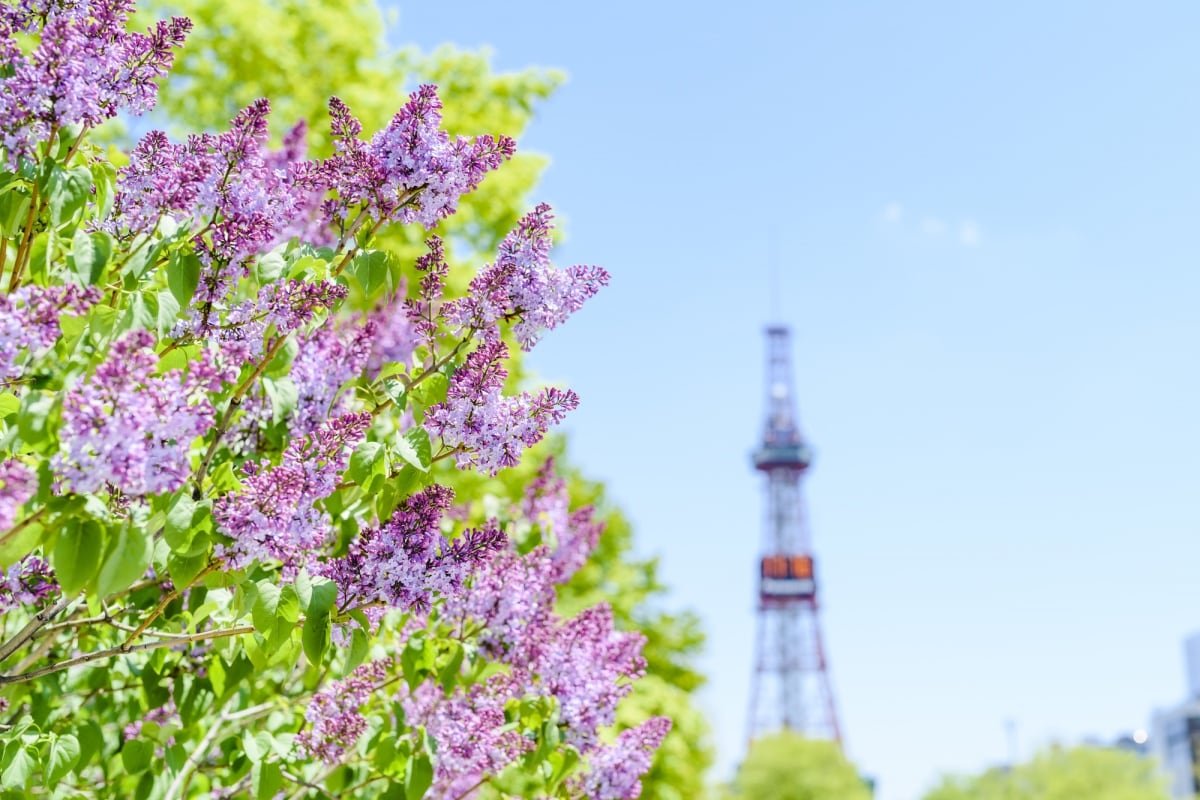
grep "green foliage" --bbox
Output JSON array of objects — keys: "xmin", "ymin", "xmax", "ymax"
[
  {"xmin": 922, "ymin": 746, "xmax": 1171, "ymax": 800},
  {"xmin": 723, "ymin": 732, "xmax": 871, "ymax": 800}
]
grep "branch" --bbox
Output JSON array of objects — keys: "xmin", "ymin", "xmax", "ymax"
[
  {"xmin": 0, "ymin": 623, "xmax": 255, "ymax": 686},
  {"xmin": 0, "ymin": 594, "xmax": 77, "ymax": 664}
]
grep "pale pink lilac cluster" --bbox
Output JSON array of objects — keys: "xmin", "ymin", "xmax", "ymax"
[
  {"xmin": 324, "ymin": 86, "xmax": 515, "ymax": 229},
  {"xmin": 0, "ymin": 459, "xmax": 36, "ymax": 531},
  {"xmin": 55, "ymin": 330, "xmax": 229, "ymax": 496},
  {"xmin": 0, "ymin": 555, "xmax": 57, "ymax": 612},
  {"xmin": 571, "ymin": 717, "xmax": 673, "ymax": 800},
  {"xmin": 424, "ymin": 340, "xmax": 579, "ymax": 475},
  {"xmin": 294, "ymin": 658, "xmax": 391, "ymax": 763},
  {"xmin": 0, "ymin": 0, "xmax": 190, "ymax": 164},
  {"xmin": 319, "ymin": 485, "xmax": 505, "ymax": 614},
  {"xmin": 214, "ymin": 412, "xmax": 369, "ymax": 575},
  {"xmin": 443, "ymin": 204, "xmax": 610, "ymax": 350},
  {"xmin": 0, "ymin": 284, "xmax": 98, "ymax": 382}
]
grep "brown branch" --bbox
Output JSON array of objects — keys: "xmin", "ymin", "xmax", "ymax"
[{"xmin": 0, "ymin": 594, "xmax": 77, "ymax": 665}]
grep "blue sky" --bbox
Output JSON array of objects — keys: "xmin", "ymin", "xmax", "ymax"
[{"xmin": 395, "ymin": 3, "xmax": 1200, "ymax": 798}]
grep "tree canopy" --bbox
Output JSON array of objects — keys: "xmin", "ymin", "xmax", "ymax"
[{"xmin": 724, "ymin": 732, "xmax": 872, "ymax": 800}]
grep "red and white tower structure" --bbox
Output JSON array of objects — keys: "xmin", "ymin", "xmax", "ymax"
[{"xmin": 746, "ymin": 325, "xmax": 842, "ymax": 744}]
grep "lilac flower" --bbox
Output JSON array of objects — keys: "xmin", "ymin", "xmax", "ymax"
[
  {"xmin": 364, "ymin": 286, "xmax": 417, "ymax": 378},
  {"xmin": 440, "ymin": 547, "xmax": 558, "ymax": 663},
  {"xmin": 214, "ymin": 412, "xmax": 370, "ymax": 575},
  {"xmin": 56, "ymin": 330, "xmax": 226, "ymax": 496},
  {"xmin": 401, "ymin": 675, "xmax": 531, "ymax": 799},
  {"xmin": 532, "ymin": 605, "xmax": 647, "ymax": 748},
  {"xmin": 0, "ymin": 460, "xmax": 35, "ymax": 532},
  {"xmin": 404, "ymin": 236, "xmax": 449, "ymax": 348},
  {"xmin": 0, "ymin": 1, "xmax": 190, "ymax": 164},
  {"xmin": 0, "ymin": 556, "xmax": 57, "ymax": 612},
  {"xmin": 258, "ymin": 279, "xmax": 347, "ymax": 335},
  {"xmin": 573, "ymin": 717, "xmax": 672, "ymax": 800},
  {"xmin": 123, "ymin": 698, "xmax": 178, "ymax": 741},
  {"xmin": 443, "ymin": 204, "xmax": 610, "ymax": 350},
  {"xmin": 0, "ymin": 285, "xmax": 99, "ymax": 382},
  {"xmin": 320, "ymin": 485, "xmax": 504, "ymax": 614},
  {"xmin": 114, "ymin": 101, "xmax": 325, "ymax": 310},
  {"xmin": 521, "ymin": 458, "xmax": 604, "ymax": 584},
  {"xmin": 288, "ymin": 321, "xmax": 374, "ymax": 436},
  {"xmin": 294, "ymin": 658, "xmax": 391, "ymax": 763},
  {"xmin": 324, "ymin": 87, "xmax": 515, "ymax": 229},
  {"xmin": 425, "ymin": 340, "xmax": 579, "ymax": 475}
]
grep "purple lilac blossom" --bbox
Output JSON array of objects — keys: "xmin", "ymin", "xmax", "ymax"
[
  {"xmin": 442, "ymin": 204, "xmax": 610, "ymax": 350},
  {"xmin": 0, "ymin": 1, "xmax": 190, "ymax": 165},
  {"xmin": 324, "ymin": 87, "xmax": 515, "ymax": 229},
  {"xmin": 572, "ymin": 717, "xmax": 673, "ymax": 800},
  {"xmin": 0, "ymin": 285, "xmax": 99, "ymax": 382},
  {"xmin": 521, "ymin": 457, "xmax": 604, "ymax": 584},
  {"xmin": 294, "ymin": 658, "xmax": 391, "ymax": 763},
  {"xmin": 401, "ymin": 675, "xmax": 531, "ymax": 799},
  {"xmin": 0, "ymin": 459, "xmax": 36, "ymax": 532},
  {"xmin": 288, "ymin": 321, "xmax": 374, "ymax": 436},
  {"xmin": 214, "ymin": 412, "xmax": 370, "ymax": 575},
  {"xmin": 319, "ymin": 485, "xmax": 505, "ymax": 614},
  {"xmin": 424, "ymin": 339, "xmax": 579, "ymax": 475},
  {"xmin": 0, "ymin": 555, "xmax": 57, "ymax": 612},
  {"xmin": 531, "ymin": 604, "xmax": 647, "ymax": 749},
  {"xmin": 122, "ymin": 698, "xmax": 178, "ymax": 741},
  {"xmin": 55, "ymin": 330, "xmax": 228, "ymax": 496},
  {"xmin": 404, "ymin": 236, "xmax": 449, "ymax": 350},
  {"xmin": 364, "ymin": 286, "xmax": 417, "ymax": 378}
]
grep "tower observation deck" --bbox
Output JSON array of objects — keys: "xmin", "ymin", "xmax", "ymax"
[{"xmin": 746, "ymin": 325, "xmax": 842, "ymax": 744}]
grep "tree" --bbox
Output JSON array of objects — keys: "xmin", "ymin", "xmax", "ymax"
[
  {"xmin": 723, "ymin": 732, "xmax": 872, "ymax": 800},
  {"xmin": 922, "ymin": 746, "xmax": 1171, "ymax": 800},
  {"xmin": 0, "ymin": 2, "xmax": 674, "ymax": 798},
  {"xmin": 137, "ymin": 1, "xmax": 715, "ymax": 796}
]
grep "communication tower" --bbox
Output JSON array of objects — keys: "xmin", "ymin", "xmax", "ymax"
[{"xmin": 746, "ymin": 325, "xmax": 842, "ymax": 744}]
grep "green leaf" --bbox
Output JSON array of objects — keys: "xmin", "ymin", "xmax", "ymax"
[
  {"xmin": 167, "ymin": 251, "xmax": 202, "ymax": 309},
  {"xmin": 74, "ymin": 721, "xmax": 103, "ymax": 773},
  {"xmin": 302, "ymin": 611, "xmax": 331, "ymax": 667},
  {"xmin": 256, "ymin": 250, "xmax": 286, "ymax": 282},
  {"xmin": 349, "ymin": 250, "xmax": 391, "ymax": 298},
  {"xmin": 45, "ymin": 164, "xmax": 91, "ymax": 227},
  {"xmin": 53, "ymin": 519, "xmax": 104, "ymax": 596},
  {"xmin": 242, "ymin": 731, "xmax": 272, "ymax": 764},
  {"xmin": 1, "ymin": 744, "xmax": 35, "ymax": 789},
  {"xmin": 156, "ymin": 289, "xmax": 181, "ymax": 336},
  {"xmin": 405, "ymin": 754, "xmax": 434, "ymax": 800},
  {"xmin": 70, "ymin": 229, "xmax": 111, "ymax": 286},
  {"xmin": 344, "ymin": 626, "xmax": 370, "ymax": 675},
  {"xmin": 95, "ymin": 522, "xmax": 152, "ymax": 598},
  {"xmin": 411, "ymin": 372, "xmax": 448, "ymax": 407},
  {"xmin": 395, "ymin": 428, "xmax": 432, "ymax": 472},
  {"xmin": 120, "ymin": 739, "xmax": 153, "ymax": 775},
  {"xmin": 16, "ymin": 390, "xmax": 55, "ymax": 448},
  {"xmin": 252, "ymin": 760, "xmax": 284, "ymax": 800},
  {"xmin": 438, "ymin": 642, "xmax": 465, "ymax": 692},
  {"xmin": 348, "ymin": 441, "xmax": 385, "ymax": 485},
  {"xmin": 306, "ymin": 577, "xmax": 338, "ymax": 616},
  {"xmin": 0, "ymin": 392, "xmax": 19, "ymax": 418},
  {"xmin": 163, "ymin": 493, "xmax": 197, "ymax": 553},
  {"xmin": 167, "ymin": 550, "xmax": 208, "ymax": 588},
  {"xmin": 262, "ymin": 377, "xmax": 298, "ymax": 424},
  {"xmin": 44, "ymin": 734, "xmax": 80, "ymax": 786}
]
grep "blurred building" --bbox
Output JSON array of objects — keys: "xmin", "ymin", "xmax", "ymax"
[{"xmin": 1151, "ymin": 632, "xmax": 1200, "ymax": 798}]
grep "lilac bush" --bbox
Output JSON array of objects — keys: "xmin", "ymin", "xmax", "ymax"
[{"xmin": 0, "ymin": 3, "xmax": 664, "ymax": 798}]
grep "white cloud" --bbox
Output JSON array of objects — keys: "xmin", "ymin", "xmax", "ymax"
[
  {"xmin": 920, "ymin": 216, "xmax": 947, "ymax": 237},
  {"xmin": 881, "ymin": 202, "xmax": 903, "ymax": 224},
  {"xmin": 959, "ymin": 220, "xmax": 980, "ymax": 247}
]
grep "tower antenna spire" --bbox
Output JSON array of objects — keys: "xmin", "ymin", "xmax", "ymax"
[{"xmin": 746, "ymin": 325, "xmax": 842, "ymax": 746}]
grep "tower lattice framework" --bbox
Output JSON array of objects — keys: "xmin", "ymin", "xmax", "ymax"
[{"xmin": 746, "ymin": 325, "xmax": 842, "ymax": 745}]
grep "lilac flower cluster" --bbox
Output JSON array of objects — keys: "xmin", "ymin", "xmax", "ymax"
[
  {"xmin": 521, "ymin": 458, "xmax": 604, "ymax": 583},
  {"xmin": 286, "ymin": 322, "xmax": 374, "ymax": 436},
  {"xmin": 122, "ymin": 698, "xmax": 178, "ymax": 741},
  {"xmin": 572, "ymin": 717, "xmax": 673, "ymax": 800},
  {"xmin": 320, "ymin": 485, "xmax": 505, "ymax": 614},
  {"xmin": 364, "ymin": 288, "xmax": 417, "ymax": 378},
  {"xmin": 114, "ymin": 100, "xmax": 319, "ymax": 309},
  {"xmin": 324, "ymin": 87, "xmax": 516, "ymax": 229},
  {"xmin": 424, "ymin": 340, "xmax": 579, "ymax": 475},
  {"xmin": 259, "ymin": 279, "xmax": 348, "ymax": 335},
  {"xmin": 443, "ymin": 204, "xmax": 610, "ymax": 350},
  {"xmin": 401, "ymin": 675, "xmax": 532, "ymax": 800},
  {"xmin": 0, "ymin": 555, "xmax": 57, "ymax": 613},
  {"xmin": 0, "ymin": 284, "xmax": 99, "ymax": 382},
  {"xmin": 294, "ymin": 658, "xmax": 391, "ymax": 763},
  {"xmin": 0, "ymin": 0, "xmax": 190, "ymax": 164},
  {"xmin": 55, "ymin": 330, "xmax": 228, "ymax": 496},
  {"xmin": 0, "ymin": 459, "xmax": 36, "ymax": 532},
  {"xmin": 404, "ymin": 236, "xmax": 449, "ymax": 349},
  {"xmin": 214, "ymin": 412, "xmax": 370, "ymax": 574}
]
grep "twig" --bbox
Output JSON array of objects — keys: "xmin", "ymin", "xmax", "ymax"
[{"xmin": 0, "ymin": 594, "xmax": 77, "ymax": 664}]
